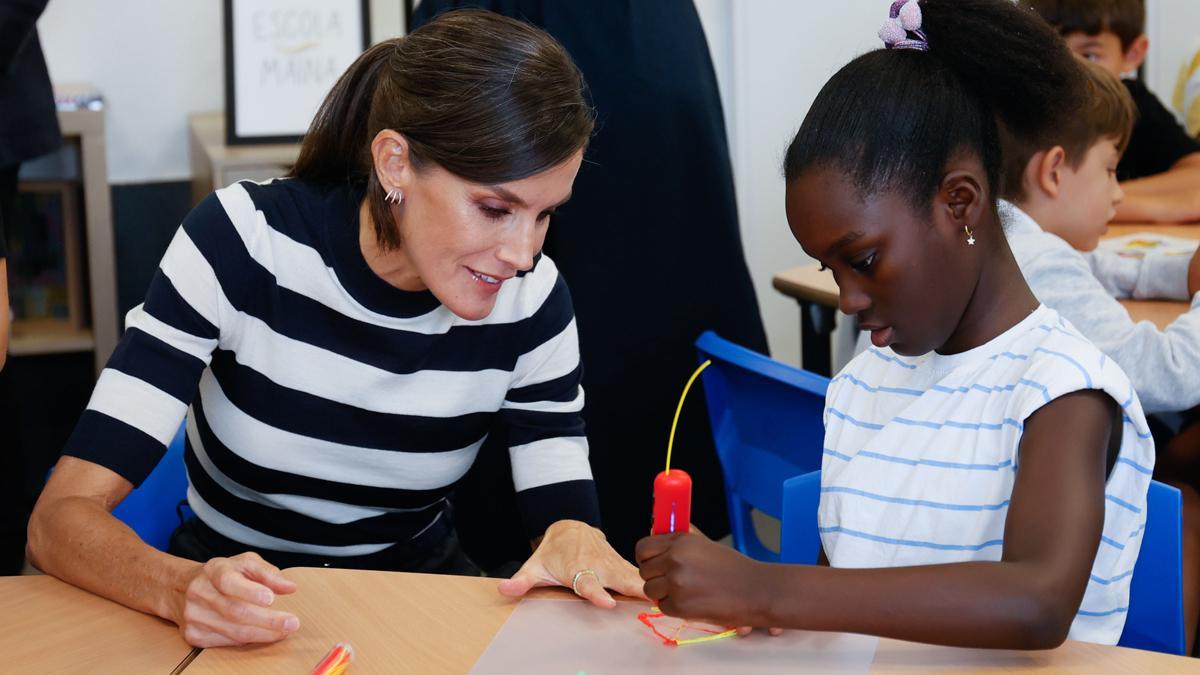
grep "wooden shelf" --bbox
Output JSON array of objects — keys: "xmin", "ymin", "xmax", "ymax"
[{"xmin": 9, "ymin": 318, "xmax": 95, "ymax": 356}]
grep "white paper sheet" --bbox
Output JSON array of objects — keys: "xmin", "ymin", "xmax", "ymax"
[{"xmin": 470, "ymin": 598, "xmax": 878, "ymax": 674}]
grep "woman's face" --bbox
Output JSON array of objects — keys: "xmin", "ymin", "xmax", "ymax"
[
  {"xmin": 377, "ymin": 147, "xmax": 582, "ymax": 321},
  {"xmin": 785, "ymin": 167, "xmax": 976, "ymax": 357}
]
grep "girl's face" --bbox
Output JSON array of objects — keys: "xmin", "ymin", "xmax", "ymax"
[
  {"xmin": 371, "ymin": 146, "xmax": 582, "ymax": 321},
  {"xmin": 785, "ymin": 167, "xmax": 978, "ymax": 357}
]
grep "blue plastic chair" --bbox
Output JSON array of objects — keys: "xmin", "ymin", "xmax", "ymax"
[
  {"xmin": 694, "ymin": 331, "xmax": 830, "ymax": 562},
  {"xmin": 111, "ymin": 423, "xmax": 193, "ymax": 551},
  {"xmin": 780, "ymin": 470, "xmax": 1186, "ymax": 655}
]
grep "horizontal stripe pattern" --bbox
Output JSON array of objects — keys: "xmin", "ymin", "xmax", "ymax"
[
  {"xmin": 820, "ymin": 305, "xmax": 1155, "ymax": 645},
  {"xmin": 64, "ymin": 179, "xmax": 599, "ymax": 555}
]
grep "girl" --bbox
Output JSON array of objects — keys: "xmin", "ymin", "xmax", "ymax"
[{"xmin": 636, "ymin": 0, "xmax": 1154, "ymax": 648}]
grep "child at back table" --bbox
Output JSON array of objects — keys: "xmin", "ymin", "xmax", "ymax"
[
  {"xmin": 998, "ymin": 58, "xmax": 1200, "ymax": 652},
  {"xmin": 636, "ymin": 0, "xmax": 1154, "ymax": 648},
  {"xmin": 1023, "ymin": 0, "xmax": 1200, "ymax": 223}
]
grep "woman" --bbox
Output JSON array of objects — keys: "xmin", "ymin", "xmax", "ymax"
[{"xmin": 27, "ymin": 10, "xmax": 642, "ymax": 648}]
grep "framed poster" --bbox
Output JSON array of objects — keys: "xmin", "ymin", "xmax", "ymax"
[{"xmin": 223, "ymin": 0, "xmax": 371, "ymax": 145}]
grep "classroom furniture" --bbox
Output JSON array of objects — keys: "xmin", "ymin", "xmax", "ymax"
[
  {"xmin": 0, "ymin": 574, "xmax": 195, "ymax": 674},
  {"xmin": 772, "ymin": 224, "xmax": 1200, "ymax": 376},
  {"xmin": 179, "ymin": 566, "xmax": 1198, "ymax": 672},
  {"xmin": 111, "ymin": 423, "xmax": 192, "ymax": 551},
  {"xmin": 9, "ymin": 84, "xmax": 119, "ymax": 376},
  {"xmin": 1121, "ymin": 481, "xmax": 1187, "ymax": 655},
  {"xmin": 780, "ymin": 470, "xmax": 1187, "ymax": 656},
  {"xmin": 187, "ymin": 112, "xmax": 301, "ymax": 205},
  {"xmin": 695, "ymin": 331, "xmax": 829, "ymax": 562}
]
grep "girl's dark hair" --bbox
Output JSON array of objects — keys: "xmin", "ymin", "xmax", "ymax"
[
  {"xmin": 290, "ymin": 9, "xmax": 594, "ymax": 249},
  {"xmin": 783, "ymin": 0, "xmax": 1087, "ymax": 215}
]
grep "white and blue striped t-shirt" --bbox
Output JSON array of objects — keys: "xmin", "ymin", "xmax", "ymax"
[
  {"xmin": 64, "ymin": 179, "xmax": 598, "ymax": 557},
  {"xmin": 820, "ymin": 305, "xmax": 1154, "ymax": 645}
]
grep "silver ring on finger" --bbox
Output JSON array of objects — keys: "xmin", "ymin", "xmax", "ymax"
[{"xmin": 571, "ymin": 568, "xmax": 599, "ymax": 596}]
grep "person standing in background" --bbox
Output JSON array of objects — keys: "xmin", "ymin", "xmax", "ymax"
[
  {"xmin": 0, "ymin": 0, "xmax": 61, "ymax": 574},
  {"xmin": 412, "ymin": 1, "xmax": 769, "ymax": 563}
]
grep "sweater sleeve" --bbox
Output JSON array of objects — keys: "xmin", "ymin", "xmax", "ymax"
[
  {"xmin": 1019, "ymin": 236, "xmax": 1200, "ymax": 414},
  {"xmin": 1083, "ymin": 247, "xmax": 1194, "ymax": 301},
  {"xmin": 500, "ymin": 263, "xmax": 600, "ymax": 537},
  {"xmin": 61, "ymin": 194, "xmax": 225, "ymax": 485},
  {"xmin": 0, "ymin": 0, "xmax": 48, "ymax": 73}
]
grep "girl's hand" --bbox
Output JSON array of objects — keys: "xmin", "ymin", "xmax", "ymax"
[
  {"xmin": 635, "ymin": 532, "xmax": 772, "ymax": 628},
  {"xmin": 497, "ymin": 520, "xmax": 647, "ymax": 607},
  {"xmin": 172, "ymin": 552, "xmax": 300, "ymax": 647}
]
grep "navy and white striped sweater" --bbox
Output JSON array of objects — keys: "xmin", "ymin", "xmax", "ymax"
[{"xmin": 64, "ymin": 178, "xmax": 599, "ymax": 556}]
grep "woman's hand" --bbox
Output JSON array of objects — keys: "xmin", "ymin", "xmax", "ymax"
[
  {"xmin": 172, "ymin": 552, "xmax": 301, "ymax": 647},
  {"xmin": 497, "ymin": 519, "xmax": 646, "ymax": 607},
  {"xmin": 635, "ymin": 532, "xmax": 773, "ymax": 629}
]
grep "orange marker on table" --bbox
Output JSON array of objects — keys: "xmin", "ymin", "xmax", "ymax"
[{"xmin": 311, "ymin": 642, "xmax": 354, "ymax": 675}]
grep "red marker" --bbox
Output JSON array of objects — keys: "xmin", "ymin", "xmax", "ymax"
[{"xmin": 652, "ymin": 469, "xmax": 692, "ymax": 534}]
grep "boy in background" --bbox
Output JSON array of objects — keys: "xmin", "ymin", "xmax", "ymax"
[
  {"xmin": 1024, "ymin": 0, "xmax": 1200, "ymax": 223},
  {"xmin": 1000, "ymin": 60, "xmax": 1200, "ymax": 650}
]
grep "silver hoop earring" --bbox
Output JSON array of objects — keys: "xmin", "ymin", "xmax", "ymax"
[
  {"xmin": 964, "ymin": 225, "xmax": 976, "ymax": 246},
  {"xmin": 385, "ymin": 188, "xmax": 404, "ymax": 205}
]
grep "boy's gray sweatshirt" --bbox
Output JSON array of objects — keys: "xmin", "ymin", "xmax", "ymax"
[{"xmin": 1002, "ymin": 200, "xmax": 1200, "ymax": 414}]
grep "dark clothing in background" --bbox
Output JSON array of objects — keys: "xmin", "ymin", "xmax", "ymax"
[
  {"xmin": 1118, "ymin": 79, "xmax": 1200, "ymax": 181},
  {"xmin": 413, "ymin": 0, "xmax": 768, "ymax": 563},
  {"xmin": 1, "ymin": 0, "xmax": 61, "ymax": 575},
  {"xmin": 0, "ymin": 0, "xmax": 60, "ymax": 170}
]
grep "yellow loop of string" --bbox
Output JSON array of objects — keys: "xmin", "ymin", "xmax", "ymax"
[{"xmin": 666, "ymin": 360, "xmax": 712, "ymax": 475}]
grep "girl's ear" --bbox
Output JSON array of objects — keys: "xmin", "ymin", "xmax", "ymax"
[{"xmin": 936, "ymin": 169, "xmax": 985, "ymax": 236}]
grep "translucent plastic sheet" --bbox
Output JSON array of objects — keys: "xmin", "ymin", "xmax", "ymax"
[{"xmin": 470, "ymin": 598, "xmax": 879, "ymax": 674}]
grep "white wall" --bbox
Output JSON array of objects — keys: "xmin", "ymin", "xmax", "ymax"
[
  {"xmin": 696, "ymin": 2, "xmax": 882, "ymax": 366},
  {"xmin": 1145, "ymin": 0, "xmax": 1200, "ymax": 109},
  {"xmin": 35, "ymin": 0, "xmax": 402, "ymax": 185}
]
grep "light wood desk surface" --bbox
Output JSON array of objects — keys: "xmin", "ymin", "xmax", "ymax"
[
  {"xmin": 774, "ymin": 224, "xmax": 1200, "ymax": 332},
  {"xmin": 0, "ymin": 574, "xmax": 195, "ymax": 675},
  {"xmin": 183, "ymin": 567, "xmax": 1198, "ymax": 673}
]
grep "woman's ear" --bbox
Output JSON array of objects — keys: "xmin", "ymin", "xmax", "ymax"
[{"xmin": 371, "ymin": 129, "xmax": 413, "ymax": 193}]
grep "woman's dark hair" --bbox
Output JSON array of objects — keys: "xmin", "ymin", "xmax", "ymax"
[
  {"xmin": 290, "ymin": 9, "xmax": 594, "ymax": 249},
  {"xmin": 783, "ymin": 0, "xmax": 1087, "ymax": 216}
]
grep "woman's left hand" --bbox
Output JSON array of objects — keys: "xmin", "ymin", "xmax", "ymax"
[{"xmin": 497, "ymin": 519, "xmax": 647, "ymax": 607}]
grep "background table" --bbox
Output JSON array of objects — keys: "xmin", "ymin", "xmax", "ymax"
[
  {"xmin": 774, "ymin": 224, "xmax": 1200, "ymax": 375},
  {"xmin": 183, "ymin": 567, "xmax": 1197, "ymax": 673},
  {"xmin": 0, "ymin": 574, "xmax": 195, "ymax": 675}
]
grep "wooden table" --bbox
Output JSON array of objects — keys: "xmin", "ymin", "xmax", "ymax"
[
  {"xmin": 0, "ymin": 574, "xmax": 195, "ymax": 675},
  {"xmin": 182, "ymin": 567, "xmax": 1198, "ymax": 673},
  {"xmin": 774, "ymin": 224, "xmax": 1200, "ymax": 375}
]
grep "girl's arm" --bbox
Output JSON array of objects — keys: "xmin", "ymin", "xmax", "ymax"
[{"xmin": 637, "ymin": 389, "xmax": 1117, "ymax": 649}]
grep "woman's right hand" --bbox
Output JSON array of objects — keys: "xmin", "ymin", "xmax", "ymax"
[{"xmin": 174, "ymin": 552, "xmax": 301, "ymax": 647}]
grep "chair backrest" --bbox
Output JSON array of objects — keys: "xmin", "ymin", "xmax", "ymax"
[
  {"xmin": 780, "ymin": 470, "xmax": 1186, "ymax": 655},
  {"xmin": 695, "ymin": 331, "xmax": 829, "ymax": 562},
  {"xmin": 111, "ymin": 424, "xmax": 192, "ymax": 551},
  {"xmin": 1118, "ymin": 480, "xmax": 1186, "ymax": 655}
]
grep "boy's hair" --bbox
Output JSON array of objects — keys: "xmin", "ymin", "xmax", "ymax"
[
  {"xmin": 1021, "ymin": 0, "xmax": 1145, "ymax": 51},
  {"xmin": 1003, "ymin": 60, "xmax": 1136, "ymax": 201},
  {"xmin": 784, "ymin": 0, "xmax": 1087, "ymax": 217}
]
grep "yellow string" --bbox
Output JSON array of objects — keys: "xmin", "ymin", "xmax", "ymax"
[
  {"xmin": 675, "ymin": 628, "xmax": 739, "ymax": 646},
  {"xmin": 666, "ymin": 360, "xmax": 712, "ymax": 475}
]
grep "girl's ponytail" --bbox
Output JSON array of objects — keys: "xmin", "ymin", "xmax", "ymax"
[{"xmin": 785, "ymin": 0, "xmax": 1086, "ymax": 211}]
